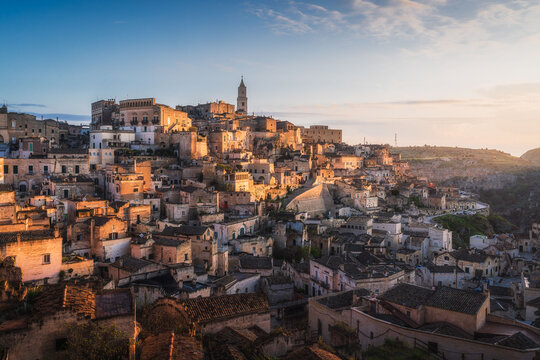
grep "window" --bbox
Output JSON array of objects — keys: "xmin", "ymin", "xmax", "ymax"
[
  {"xmin": 29, "ymin": 143, "xmax": 33, "ymax": 152},
  {"xmin": 3, "ymin": 165, "xmax": 7, "ymax": 174},
  {"xmin": 75, "ymin": 165, "xmax": 79, "ymax": 174},
  {"xmin": 43, "ymin": 165, "xmax": 48, "ymax": 174},
  {"xmin": 13, "ymin": 165, "xmax": 18, "ymax": 174},
  {"xmin": 43, "ymin": 254, "xmax": 51, "ymax": 264},
  {"xmin": 184, "ymin": 253, "xmax": 188, "ymax": 261},
  {"xmin": 28, "ymin": 165, "xmax": 33, "ymax": 174},
  {"xmin": 63, "ymin": 189, "xmax": 69, "ymax": 198},
  {"xmin": 133, "ymin": 188, "xmax": 138, "ymax": 192},
  {"xmin": 465, "ymin": 267, "xmax": 470, "ymax": 273},
  {"xmin": 61, "ymin": 165, "xmax": 67, "ymax": 174},
  {"xmin": 55, "ymin": 338, "xmax": 67, "ymax": 352}
]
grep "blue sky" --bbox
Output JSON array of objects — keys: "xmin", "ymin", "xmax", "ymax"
[{"xmin": 2, "ymin": 0, "xmax": 540, "ymax": 155}]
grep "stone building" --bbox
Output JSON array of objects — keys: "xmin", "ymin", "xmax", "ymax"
[
  {"xmin": 300, "ymin": 125, "xmax": 342, "ymax": 144},
  {"xmin": 115, "ymin": 97, "xmax": 191, "ymax": 132},
  {"xmin": 91, "ymin": 99, "xmax": 118, "ymax": 129},
  {"xmin": 0, "ymin": 229, "xmax": 62, "ymax": 283},
  {"xmin": 0, "ymin": 285, "xmax": 136, "ymax": 360},
  {"xmin": 177, "ymin": 100, "xmax": 235, "ymax": 120},
  {"xmin": 310, "ymin": 285, "xmax": 540, "ymax": 360}
]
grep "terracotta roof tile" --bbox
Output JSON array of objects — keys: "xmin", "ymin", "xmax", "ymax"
[
  {"xmin": 182, "ymin": 293, "xmax": 268, "ymax": 325},
  {"xmin": 140, "ymin": 332, "xmax": 204, "ymax": 360}
]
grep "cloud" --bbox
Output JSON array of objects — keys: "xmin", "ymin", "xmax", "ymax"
[
  {"xmin": 8, "ymin": 103, "xmax": 47, "ymax": 108},
  {"xmin": 26, "ymin": 112, "xmax": 90, "ymax": 123},
  {"xmin": 479, "ymin": 83, "xmax": 540, "ymax": 99},
  {"xmin": 249, "ymin": 0, "xmax": 540, "ymax": 53}
]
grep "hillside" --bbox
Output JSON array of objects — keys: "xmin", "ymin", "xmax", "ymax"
[
  {"xmin": 521, "ymin": 147, "xmax": 540, "ymax": 166},
  {"xmin": 391, "ymin": 146, "xmax": 537, "ymax": 189},
  {"xmin": 434, "ymin": 213, "xmax": 516, "ymax": 249}
]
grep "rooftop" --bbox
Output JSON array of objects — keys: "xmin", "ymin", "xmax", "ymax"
[
  {"xmin": 182, "ymin": 293, "xmax": 268, "ymax": 324},
  {"xmin": 316, "ymin": 289, "xmax": 369, "ymax": 310},
  {"xmin": 239, "ymin": 255, "xmax": 272, "ymax": 270}
]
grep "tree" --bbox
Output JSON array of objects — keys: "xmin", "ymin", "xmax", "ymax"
[{"xmin": 66, "ymin": 322, "xmax": 129, "ymax": 360}]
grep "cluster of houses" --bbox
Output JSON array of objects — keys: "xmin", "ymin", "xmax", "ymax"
[{"xmin": 0, "ymin": 80, "xmax": 539, "ymax": 359}]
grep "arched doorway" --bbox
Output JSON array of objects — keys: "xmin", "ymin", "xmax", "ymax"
[{"xmin": 18, "ymin": 182, "xmax": 28, "ymax": 192}]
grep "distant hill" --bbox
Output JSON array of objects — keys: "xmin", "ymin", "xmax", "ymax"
[
  {"xmin": 391, "ymin": 146, "xmax": 538, "ymax": 188},
  {"xmin": 521, "ymin": 147, "xmax": 540, "ymax": 165},
  {"xmin": 393, "ymin": 146, "xmax": 530, "ymax": 165}
]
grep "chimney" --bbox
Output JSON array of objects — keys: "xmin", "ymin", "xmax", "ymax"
[{"xmin": 54, "ymin": 226, "xmax": 60, "ymax": 238}]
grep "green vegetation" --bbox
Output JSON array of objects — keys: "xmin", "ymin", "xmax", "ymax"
[
  {"xmin": 363, "ymin": 339, "xmax": 434, "ymax": 360},
  {"xmin": 434, "ymin": 213, "xmax": 515, "ymax": 249},
  {"xmin": 479, "ymin": 170, "xmax": 540, "ymax": 232},
  {"xmin": 273, "ymin": 245, "xmax": 319, "ymax": 263},
  {"xmin": 66, "ymin": 323, "xmax": 129, "ymax": 360}
]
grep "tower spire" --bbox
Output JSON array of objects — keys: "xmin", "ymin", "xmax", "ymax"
[{"xmin": 237, "ymin": 76, "xmax": 247, "ymax": 114}]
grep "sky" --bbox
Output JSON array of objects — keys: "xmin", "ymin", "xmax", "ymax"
[{"xmin": 1, "ymin": 0, "xmax": 540, "ymax": 156}]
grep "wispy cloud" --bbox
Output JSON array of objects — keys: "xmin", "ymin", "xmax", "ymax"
[
  {"xmin": 26, "ymin": 112, "xmax": 90, "ymax": 123},
  {"xmin": 8, "ymin": 103, "xmax": 47, "ymax": 108},
  {"xmin": 249, "ymin": 0, "xmax": 540, "ymax": 53}
]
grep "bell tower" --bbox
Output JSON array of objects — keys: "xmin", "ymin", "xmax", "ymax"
[{"xmin": 237, "ymin": 76, "xmax": 247, "ymax": 114}]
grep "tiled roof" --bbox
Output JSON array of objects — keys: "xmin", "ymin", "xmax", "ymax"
[
  {"xmin": 239, "ymin": 255, "xmax": 272, "ymax": 270},
  {"xmin": 316, "ymin": 289, "xmax": 369, "ymax": 310},
  {"xmin": 480, "ymin": 332, "xmax": 540, "ymax": 350},
  {"xmin": 313, "ymin": 255, "xmax": 346, "ymax": 270},
  {"xmin": 110, "ymin": 255, "xmax": 154, "ymax": 273},
  {"xmin": 154, "ymin": 237, "xmax": 185, "ymax": 247},
  {"xmin": 418, "ymin": 322, "xmax": 473, "ymax": 339},
  {"xmin": 182, "ymin": 293, "xmax": 268, "ymax": 325},
  {"xmin": 174, "ymin": 225, "xmax": 209, "ymax": 236},
  {"xmin": 140, "ymin": 332, "xmax": 204, "ymax": 360},
  {"xmin": 0, "ymin": 229, "xmax": 57, "ymax": 244},
  {"xmin": 450, "ymin": 249, "xmax": 491, "ymax": 263},
  {"xmin": 33, "ymin": 284, "xmax": 96, "ymax": 319},
  {"xmin": 83, "ymin": 216, "xmax": 115, "ymax": 227},
  {"xmin": 379, "ymin": 283, "xmax": 435, "ymax": 309},
  {"xmin": 426, "ymin": 264, "xmax": 464, "ymax": 273},
  {"xmin": 95, "ymin": 289, "xmax": 133, "ymax": 319},
  {"xmin": 425, "ymin": 286, "xmax": 487, "ymax": 315}
]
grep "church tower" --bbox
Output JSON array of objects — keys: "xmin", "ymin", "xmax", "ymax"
[{"xmin": 237, "ymin": 76, "xmax": 247, "ymax": 114}]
